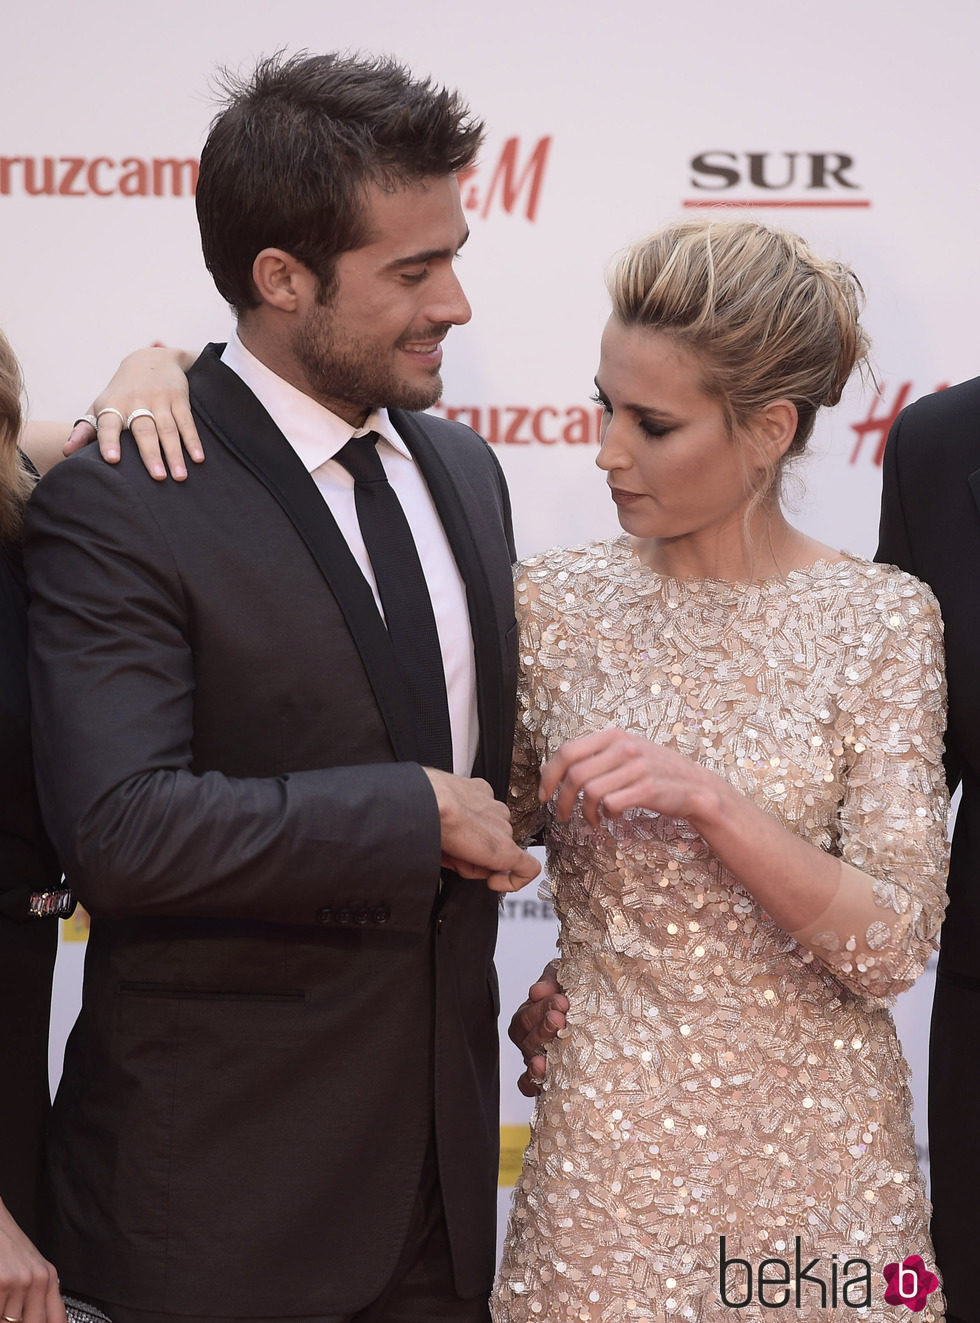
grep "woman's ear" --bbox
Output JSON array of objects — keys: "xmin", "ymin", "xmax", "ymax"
[{"xmin": 753, "ymin": 398, "xmax": 799, "ymax": 465}]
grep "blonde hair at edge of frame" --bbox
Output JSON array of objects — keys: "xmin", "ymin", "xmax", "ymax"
[
  {"xmin": 0, "ymin": 328, "xmax": 36, "ymax": 543},
  {"xmin": 607, "ymin": 217, "xmax": 872, "ymax": 521}
]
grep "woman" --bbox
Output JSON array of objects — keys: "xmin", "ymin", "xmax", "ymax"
[
  {"xmin": 493, "ymin": 220, "xmax": 947, "ymax": 1321},
  {"xmin": 0, "ymin": 330, "xmax": 67, "ymax": 1323}
]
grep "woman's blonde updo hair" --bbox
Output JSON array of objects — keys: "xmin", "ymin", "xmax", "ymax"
[
  {"xmin": 608, "ymin": 217, "xmax": 869, "ymax": 477},
  {"xmin": 0, "ymin": 327, "xmax": 35, "ymax": 543}
]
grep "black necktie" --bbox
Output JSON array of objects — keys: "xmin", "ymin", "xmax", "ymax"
[{"xmin": 334, "ymin": 432, "xmax": 454, "ymax": 772}]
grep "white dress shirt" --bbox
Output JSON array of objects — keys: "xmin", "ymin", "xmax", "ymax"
[{"xmin": 221, "ymin": 333, "xmax": 479, "ymax": 776}]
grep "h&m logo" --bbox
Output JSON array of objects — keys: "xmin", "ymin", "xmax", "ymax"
[
  {"xmin": 685, "ymin": 152, "xmax": 870, "ymax": 209},
  {"xmin": 457, "ymin": 136, "xmax": 552, "ymax": 222}
]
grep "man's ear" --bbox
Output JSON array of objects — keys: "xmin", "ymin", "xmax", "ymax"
[{"xmin": 250, "ymin": 248, "xmax": 316, "ymax": 312}]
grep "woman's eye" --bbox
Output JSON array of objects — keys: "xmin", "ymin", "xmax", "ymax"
[
  {"xmin": 638, "ymin": 419, "xmax": 671, "ymax": 439},
  {"xmin": 590, "ymin": 391, "xmax": 611, "ymax": 413}
]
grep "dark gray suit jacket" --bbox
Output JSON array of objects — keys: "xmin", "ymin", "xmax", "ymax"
[
  {"xmin": 878, "ymin": 375, "xmax": 980, "ymax": 1322},
  {"xmin": 25, "ymin": 345, "xmax": 518, "ymax": 1319}
]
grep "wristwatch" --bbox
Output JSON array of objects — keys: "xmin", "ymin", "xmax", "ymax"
[{"xmin": 28, "ymin": 888, "xmax": 75, "ymax": 919}]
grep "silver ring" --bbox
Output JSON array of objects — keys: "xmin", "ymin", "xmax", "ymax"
[
  {"xmin": 73, "ymin": 413, "xmax": 98, "ymax": 431},
  {"xmin": 95, "ymin": 407, "xmax": 125, "ymax": 424},
  {"xmin": 126, "ymin": 408, "xmax": 156, "ymax": 429}
]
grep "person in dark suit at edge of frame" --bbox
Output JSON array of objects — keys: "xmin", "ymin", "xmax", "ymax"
[
  {"xmin": 24, "ymin": 50, "xmax": 538, "ymax": 1323},
  {"xmin": 876, "ymin": 375, "xmax": 980, "ymax": 1323}
]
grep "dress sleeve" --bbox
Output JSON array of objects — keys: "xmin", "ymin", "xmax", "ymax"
[
  {"xmin": 789, "ymin": 578, "xmax": 949, "ymax": 1001},
  {"xmin": 507, "ymin": 569, "xmax": 548, "ymax": 848}
]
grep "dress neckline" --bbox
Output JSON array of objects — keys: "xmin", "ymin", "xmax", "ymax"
[{"xmin": 612, "ymin": 534, "xmax": 860, "ymax": 597}]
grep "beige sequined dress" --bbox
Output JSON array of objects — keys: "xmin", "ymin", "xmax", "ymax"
[{"xmin": 493, "ymin": 538, "xmax": 948, "ymax": 1322}]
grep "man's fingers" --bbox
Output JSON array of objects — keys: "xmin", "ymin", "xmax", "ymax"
[
  {"xmin": 485, "ymin": 854, "xmax": 539, "ymax": 893},
  {"xmin": 517, "ymin": 1007, "xmax": 566, "ymax": 1059},
  {"xmin": 485, "ymin": 849, "xmax": 540, "ymax": 891},
  {"xmin": 518, "ymin": 1057, "xmax": 546, "ymax": 1097},
  {"xmin": 518, "ymin": 1048, "xmax": 549, "ymax": 1096},
  {"xmin": 509, "ymin": 991, "xmax": 567, "ymax": 1062}
]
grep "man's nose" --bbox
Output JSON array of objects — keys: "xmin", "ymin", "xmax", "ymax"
[{"xmin": 430, "ymin": 266, "xmax": 472, "ymax": 327}]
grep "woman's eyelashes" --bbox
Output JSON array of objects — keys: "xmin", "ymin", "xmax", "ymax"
[
  {"xmin": 590, "ymin": 391, "xmax": 674, "ymax": 440},
  {"xmin": 635, "ymin": 414, "xmax": 673, "ymax": 440}
]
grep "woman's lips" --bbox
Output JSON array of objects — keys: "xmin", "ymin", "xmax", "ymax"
[{"xmin": 609, "ymin": 486, "xmax": 645, "ymax": 506}]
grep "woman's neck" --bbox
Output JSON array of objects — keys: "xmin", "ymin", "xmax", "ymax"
[{"xmin": 631, "ymin": 510, "xmax": 839, "ymax": 584}]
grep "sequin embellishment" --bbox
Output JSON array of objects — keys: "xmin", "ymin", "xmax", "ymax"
[{"xmin": 494, "ymin": 538, "xmax": 948, "ymax": 1322}]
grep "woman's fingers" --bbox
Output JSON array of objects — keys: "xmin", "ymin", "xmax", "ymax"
[{"xmin": 541, "ymin": 729, "xmax": 704, "ymax": 824}]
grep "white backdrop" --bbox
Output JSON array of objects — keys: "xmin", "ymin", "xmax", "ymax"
[{"xmin": 5, "ymin": 0, "xmax": 978, "ymax": 1260}]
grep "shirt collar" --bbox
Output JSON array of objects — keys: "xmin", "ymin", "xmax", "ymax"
[{"xmin": 220, "ymin": 331, "xmax": 410, "ymax": 473}]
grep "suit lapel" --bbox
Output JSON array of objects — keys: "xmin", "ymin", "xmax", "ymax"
[
  {"xmin": 967, "ymin": 468, "xmax": 980, "ymax": 527},
  {"xmin": 390, "ymin": 408, "xmax": 510, "ymax": 792},
  {"xmin": 188, "ymin": 346, "xmax": 418, "ymax": 763}
]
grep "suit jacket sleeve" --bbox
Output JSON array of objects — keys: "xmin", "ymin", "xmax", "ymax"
[
  {"xmin": 24, "ymin": 456, "xmax": 443, "ymax": 931},
  {"xmin": 877, "ymin": 407, "xmax": 917, "ymax": 575}
]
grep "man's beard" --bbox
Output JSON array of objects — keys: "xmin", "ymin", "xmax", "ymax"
[{"xmin": 292, "ymin": 299, "xmax": 447, "ymax": 418}]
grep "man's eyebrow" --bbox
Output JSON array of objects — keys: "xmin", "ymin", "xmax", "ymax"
[{"xmin": 384, "ymin": 229, "xmax": 470, "ymax": 269}]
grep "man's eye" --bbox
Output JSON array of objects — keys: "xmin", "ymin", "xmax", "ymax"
[{"xmin": 401, "ymin": 270, "xmax": 427, "ymax": 284}]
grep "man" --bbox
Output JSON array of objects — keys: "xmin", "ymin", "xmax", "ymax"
[
  {"xmin": 25, "ymin": 52, "xmax": 538, "ymax": 1323},
  {"xmin": 877, "ymin": 375, "xmax": 980, "ymax": 1323}
]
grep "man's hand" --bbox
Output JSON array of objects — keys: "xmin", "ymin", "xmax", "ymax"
[
  {"xmin": 423, "ymin": 769, "xmax": 540, "ymax": 892},
  {"xmin": 0, "ymin": 1200, "xmax": 66, "ymax": 1323},
  {"xmin": 509, "ymin": 965, "xmax": 567, "ymax": 1096}
]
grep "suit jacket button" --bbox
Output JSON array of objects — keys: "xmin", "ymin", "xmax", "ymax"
[
  {"xmin": 316, "ymin": 907, "xmax": 333, "ymax": 924},
  {"xmin": 336, "ymin": 909, "xmax": 351, "ymax": 925},
  {"xmin": 353, "ymin": 907, "xmax": 370, "ymax": 925},
  {"xmin": 372, "ymin": 906, "xmax": 390, "ymax": 925}
]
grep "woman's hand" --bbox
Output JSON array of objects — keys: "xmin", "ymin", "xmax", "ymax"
[
  {"xmin": 541, "ymin": 726, "xmax": 864, "ymax": 962},
  {"xmin": 64, "ymin": 345, "xmax": 202, "ymax": 480},
  {"xmin": 0, "ymin": 1202, "xmax": 66, "ymax": 1323},
  {"xmin": 539, "ymin": 727, "xmax": 725, "ymax": 829}
]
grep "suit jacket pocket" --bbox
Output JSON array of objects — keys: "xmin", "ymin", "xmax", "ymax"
[{"xmin": 118, "ymin": 981, "xmax": 306, "ymax": 1003}]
